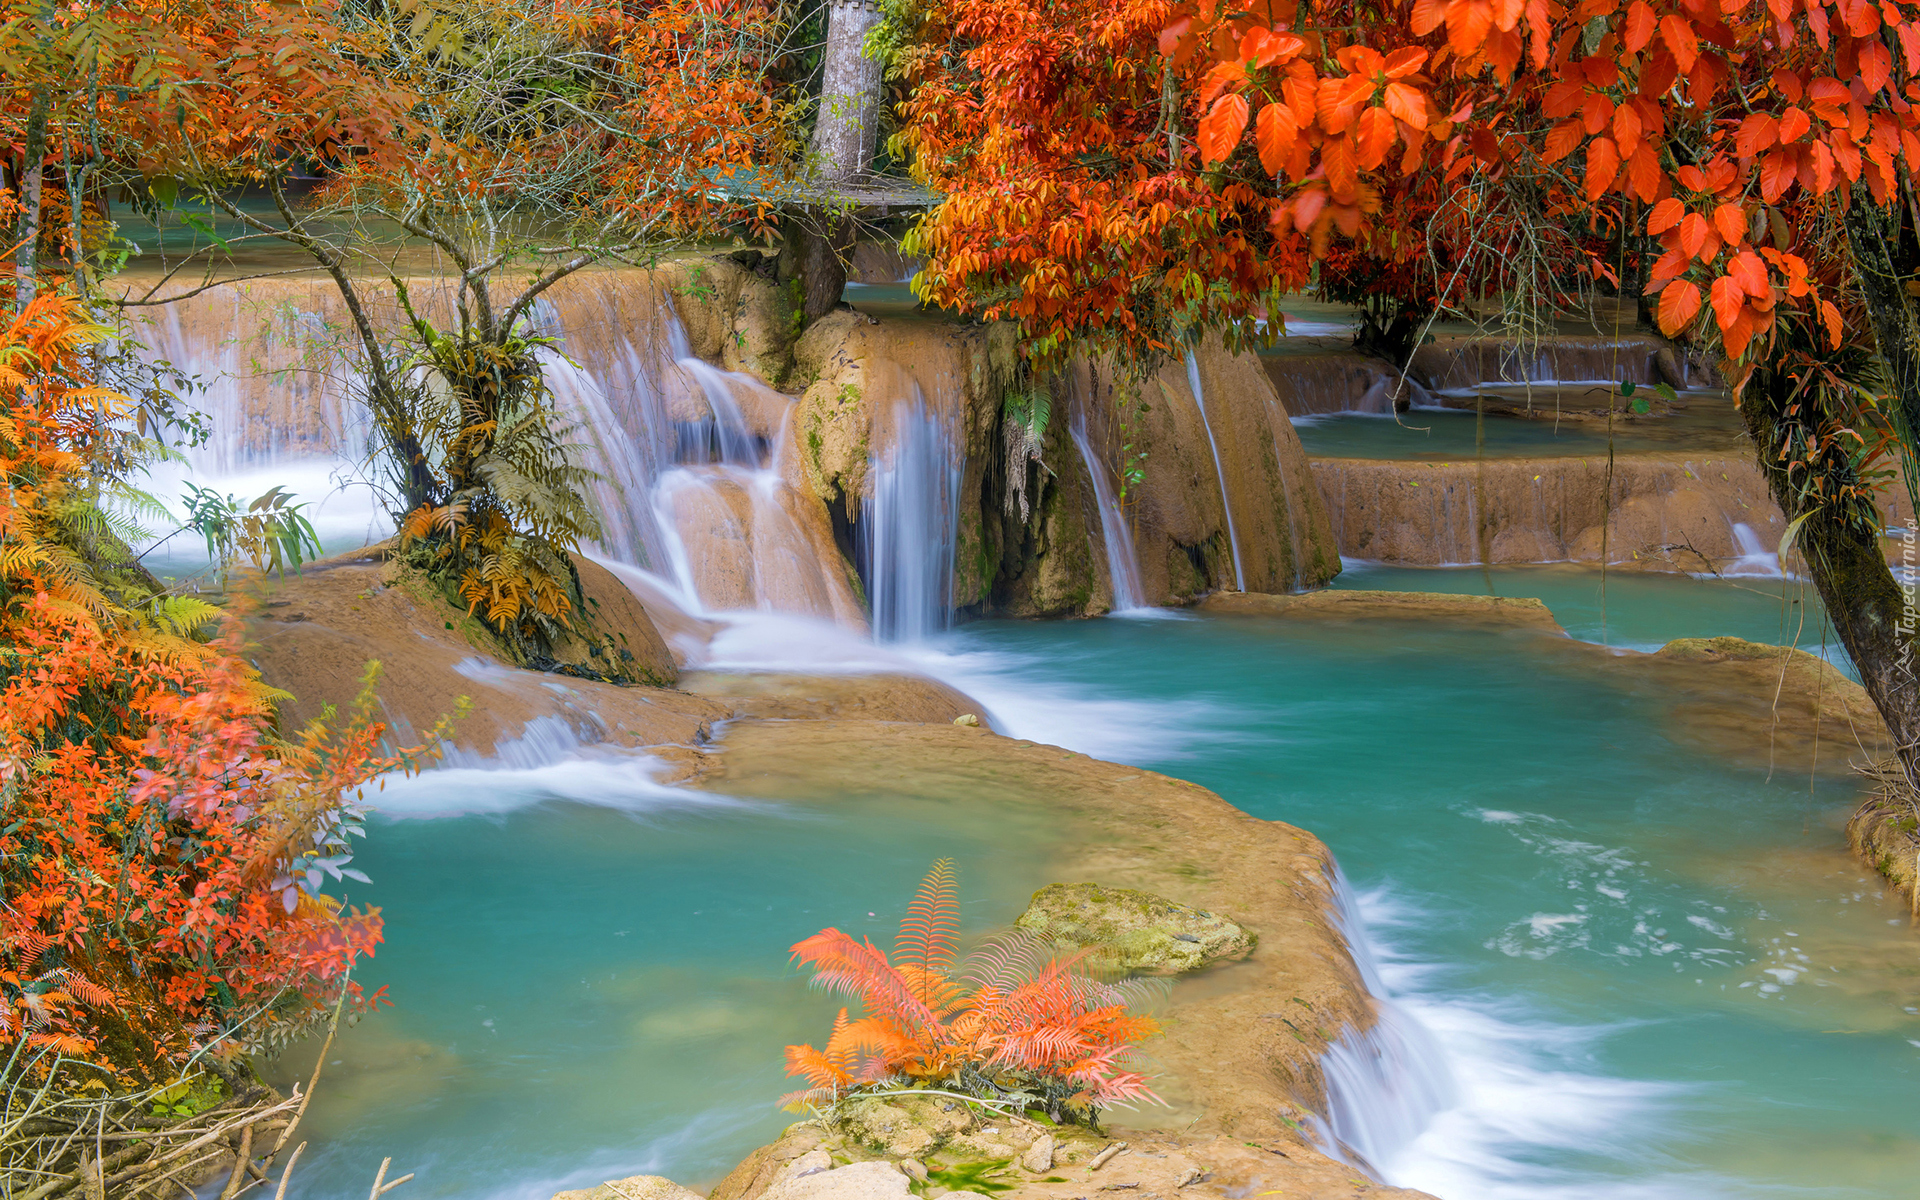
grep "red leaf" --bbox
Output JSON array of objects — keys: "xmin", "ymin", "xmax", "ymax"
[
  {"xmin": 1491, "ymin": 0, "xmax": 1525, "ymax": 31},
  {"xmin": 1292, "ymin": 187, "xmax": 1330, "ymax": 231},
  {"xmin": 1660, "ymin": 15, "xmax": 1699, "ymax": 73},
  {"xmin": 1624, "ymin": 0, "xmax": 1657, "ymax": 52},
  {"xmin": 1586, "ymin": 136, "xmax": 1622, "ymax": 200},
  {"xmin": 1544, "ymin": 118, "xmax": 1584, "ymax": 163},
  {"xmin": 1543, "ymin": 79, "xmax": 1585, "ymax": 118},
  {"xmin": 1199, "ymin": 94, "xmax": 1250, "ymax": 165},
  {"xmin": 1412, "ymin": 0, "xmax": 1448, "ymax": 35},
  {"xmin": 1657, "ymin": 281, "xmax": 1703, "ymax": 334},
  {"xmin": 1760, "ymin": 150, "xmax": 1797, "ymax": 201},
  {"xmin": 1242, "ymin": 28, "xmax": 1308, "ymax": 68},
  {"xmin": 1779, "ymin": 107, "xmax": 1811, "ymax": 142},
  {"xmin": 1628, "ymin": 142, "xmax": 1662, "ymax": 201},
  {"xmin": 1613, "ymin": 104, "xmax": 1643, "ymax": 155},
  {"xmin": 1735, "ymin": 113, "xmax": 1778, "ymax": 157},
  {"xmin": 1325, "ymin": 135, "xmax": 1360, "ymax": 202}
]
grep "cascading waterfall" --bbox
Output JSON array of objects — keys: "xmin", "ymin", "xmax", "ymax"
[
  {"xmin": 537, "ymin": 298, "xmax": 862, "ymax": 626},
  {"xmin": 1312, "ymin": 869, "xmax": 1459, "ymax": 1180},
  {"xmin": 1067, "ymin": 411, "xmax": 1148, "ymax": 611},
  {"xmin": 862, "ymin": 388, "xmax": 961, "ymax": 641},
  {"xmin": 1185, "ymin": 351, "xmax": 1246, "ymax": 592}
]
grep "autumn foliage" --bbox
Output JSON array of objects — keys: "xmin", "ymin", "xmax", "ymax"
[
  {"xmin": 785, "ymin": 861, "xmax": 1161, "ymax": 1120},
  {"xmin": 0, "ymin": 295, "xmax": 423, "ymax": 1083}
]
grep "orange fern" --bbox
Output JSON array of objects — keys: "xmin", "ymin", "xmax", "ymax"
[{"xmin": 785, "ymin": 861, "xmax": 1162, "ymax": 1116}]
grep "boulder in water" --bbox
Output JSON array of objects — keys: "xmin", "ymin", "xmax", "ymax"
[{"xmin": 1014, "ymin": 882, "xmax": 1254, "ymax": 975}]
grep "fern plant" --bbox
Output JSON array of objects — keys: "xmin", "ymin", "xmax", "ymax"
[{"xmin": 785, "ymin": 860, "xmax": 1161, "ymax": 1124}]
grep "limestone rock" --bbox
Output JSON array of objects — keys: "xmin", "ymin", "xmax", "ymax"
[
  {"xmin": 760, "ymin": 1161, "xmax": 909, "ymax": 1200},
  {"xmin": 836, "ymin": 1095, "xmax": 971, "ymax": 1158},
  {"xmin": 1020, "ymin": 1134, "xmax": 1056, "ymax": 1174},
  {"xmin": 551, "ymin": 1175, "xmax": 704, "ymax": 1200},
  {"xmin": 1015, "ymin": 883, "xmax": 1254, "ymax": 975}
]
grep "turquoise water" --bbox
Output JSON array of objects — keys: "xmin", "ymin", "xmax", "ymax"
[
  {"xmin": 1333, "ymin": 561, "xmax": 1842, "ymax": 656},
  {"xmin": 276, "ymin": 573, "xmax": 1918, "ymax": 1200},
  {"xmin": 936, "ymin": 610, "xmax": 1920, "ymax": 1199},
  {"xmin": 270, "ymin": 770, "xmax": 1053, "ymax": 1199},
  {"xmin": 1295, "ymin": 405, "xmax": 1747, "ymax": 460}
]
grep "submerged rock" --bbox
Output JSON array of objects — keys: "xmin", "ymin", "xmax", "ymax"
[
  {"xmin": 551, "ymin": 1176, "xmax": 704, "ymax": 1200},
  {"xmin": 1014, "ymin": 882, "xmax": 1254, "ymax": 975}
]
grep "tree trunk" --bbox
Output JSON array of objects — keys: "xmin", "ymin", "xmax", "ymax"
[
  {"xmin": 781, "ymin": 216, "xmax": 854, "ymax": 325},
  {"xmin": 1739, "ymin": 359, "xmax": 1920, "ymax": 781},
  {"xmin": 14, "ymin": 89, "xmax": 50, "ymax": 312},
  {"xmin": 810, "ymin": 0, "xmax": 885, "ymax": 183},
  {"xmin": 1844, "ymin": 185, "xmax": 1920, "ymax": 476}
]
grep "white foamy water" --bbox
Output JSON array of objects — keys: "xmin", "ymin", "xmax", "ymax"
[{"xmin": 366, "ymin": 747, "xmax": 749, "ymax": 820}]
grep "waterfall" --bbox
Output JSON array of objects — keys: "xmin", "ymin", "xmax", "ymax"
[
  {"xmin": 862, "ymin": 388, "xmax": 961, "ymax": 641},
  {"xmin": 1312, "ymin": 870, "xmax": 1458, "ymax": 1179},
  {"xmin": 1724, "ymin": 522, "xmax": 1785, "ymax": 578},
  {"xmin": 1185, "ymin": 351, "xmax": 1245, "ymax": 591},
  {"xmin": 1067, "ymin": 411, "xmax": 1148, "ymax": 612},
  {"xmin": 535, "ymin": 288, "xmax": 864, "ymax": 627}
]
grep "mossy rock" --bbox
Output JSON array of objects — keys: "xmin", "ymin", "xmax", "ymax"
[{"xmin": 1014, "ymin": 883, "xmax": 1254, "ymax": 975}]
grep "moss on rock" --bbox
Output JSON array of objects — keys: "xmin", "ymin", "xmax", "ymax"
[{"xmin": 1014, "ymin": 883, "xmax": 1254, "ymax": 976}]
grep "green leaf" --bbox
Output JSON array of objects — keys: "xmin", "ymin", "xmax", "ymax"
[
  {"xmin": 1653, "ymin": 382, "xmax": 1679, "ymax": 403},
  {"xmin": 1618, "ymin": 380, "xmax": 1637, "ymax": 396},
  {"xmin": 1631, "ymin": 399, "xmax": 1651, "ymax": 414}
]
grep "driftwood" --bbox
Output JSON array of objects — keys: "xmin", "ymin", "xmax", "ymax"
[{"xmin": 3, "ymin": 990, "xmax": 412, "ymax": 1200}]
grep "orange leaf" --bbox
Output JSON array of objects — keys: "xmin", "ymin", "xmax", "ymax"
[
  {"xmin": 1712, "ymin": 203, "xmax": 1747, "ymax": 245},
  {"xmin": 1779, "ymin": 107, "xmax": 1810, "ymax": 142},
  {"xmin": 1491, "ymin": 0, "xmax": 1525, "ymax": 32},
  {"xmin": 1628, "ymin": 142, "xmax": 1662, "ymax": 202},
  {"xmin": 1679, "ymin": 212, "xmax": 1713, "ymax": 258},
  {"xmin": 1385, "ymin": 83, "xmax": 1429, "ymax": 130},
  {"xmin": 1760, "ymin": 149, "xmax": 1797, "ymax": 201},
  {"xmin": 1255, "ymin": 102, "xmax": 1299, "ymax": 176},
  {"xmin": 1657, "ymin": 281, "xmax": 1703, "ymax": 334},
  {"xmin": 1384, "ymin": 47, "xmax": 1430, "ymax": 78},
  {"xmin": 1447, "ymin": 0, "xmax": 1495, "ymax": 54},
  {"xmin": 1242, "ymin": 28, "xmax": 1307, "ymax": 68},
  {"xmin": 1612, "ymin": 104, "xmax": 1643, "ymax": 155},
  {"xmin": 1819, "ymin": 298, "xmax": 1844, "ymax": 347},
  {"xmin": 1623, "ymin": 0, "xmax": 1657, "ymax": 52},
  {"xmin": 1199, "ymin": 93, "xmax": 1250, "ymax": 165},
  {"xmin": 1412, "ymin": 0, "xmax": 1448, "ymax": 35},
  {"xmin": 1647, "ymin": 197, "xmax": 1686, "ymax": 234},
  {"xmin": 1317, "ymin": 76, "xmax": 1374, "ymax": 132},
  {"xmin": 1355, "ymin": 106, "xmax": 1397, "ymax": 168},
  {"xmin": 1728, "ymin": 249, "xmax": 1770, "ymax": 295},
  {"xmin": 1709, "ymin": 274, "xmax": 1745, "ymax": 330}
]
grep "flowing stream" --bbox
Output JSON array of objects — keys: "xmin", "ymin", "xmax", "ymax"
[{"xmin": 265, "ymin": 568, "xmax": 1920, "ymax": 1200}]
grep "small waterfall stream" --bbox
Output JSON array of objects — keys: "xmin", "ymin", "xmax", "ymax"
[
  {"xmin": 1315, "ymin": 871, "xmax": 1459, "ymax": 1177},
  {"xmin": 862, "ymin": 389, "xmax": 962, "ymax": 641},
  {"xmin": 1185, "ymin": 351, "xmax": 1246, "ymax": 591},
  {"xmin": 1067, "ymin": 410, "xmax": 1148, "ymax": 611}
]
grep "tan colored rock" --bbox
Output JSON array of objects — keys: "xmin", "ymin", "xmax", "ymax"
[
  {"xmin": 551, "ymin": 1175, "xmax": 704, "ymax": 1200},
  {"xmin": 1020, "ymin": 1134, "xmax": 1056, "ymax": 1174},
  {"xmin": 1308, "ymin": 452, "xmax": 1785, "ymax": 571},
  {"xmin": 1201, "ymin": 588, "xmax": 1564, "ymax": 631},
  {"xmin": 760, "ymin": 1161, "xmax": 910, "ymax": 1200},
  {"xmin": 679, "ymin": 672, "xmax": 982, "ymax": 726},
  {"xmin": 244, "ymin": 548, "xmax": 726, "ymax": 766},
  {"xmin": 1016, "ymin": 883, "xmax": 1255, "ymax": 975}
]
